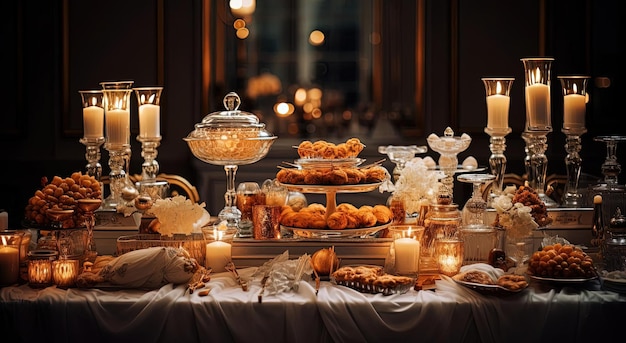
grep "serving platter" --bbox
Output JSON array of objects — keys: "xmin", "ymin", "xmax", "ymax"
[
  {"xmin": 452, "ymin": 278, "xmax": 527, "ymax": 295},
  {"xmin": 282, "ymin": 222, "xmax": 390, "ymax": 239},
  {"xmin": 292, "ymin": 157, "xmax": 365, "ymax": 169},
  {"xmin": 529, "ymin": 275, "xmax": 597, "ymax": 284}
]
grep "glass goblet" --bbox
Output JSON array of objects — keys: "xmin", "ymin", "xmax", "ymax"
[
  {"xmin": 457, "ymin": 173, "xmax": 495, "ymax": 227},
  {"xmin": 77, "ymin": 198, "xmax": 102, "ymax": 263}
]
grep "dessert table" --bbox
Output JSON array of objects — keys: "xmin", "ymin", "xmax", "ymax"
[{"xmin": 1, "ymin": 266, "xmax": 624, "ymax": 343}]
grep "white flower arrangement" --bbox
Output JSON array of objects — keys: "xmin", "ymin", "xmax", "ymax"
[
  {"xmin": 492, "ymin": 188, "xmax": 539, "ymax": 240},
  {"xmin": 391, "ymin": 157, "xmax": 440, "ymax": 214}
]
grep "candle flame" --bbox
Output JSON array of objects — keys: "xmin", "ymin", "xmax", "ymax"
[
  {"xmin": 90, "ymin": 96, "xmax": 98, "ymax": 106},
  {"xmin": 496, "ymin": 81, "xmax": 502, "ymax": 94},
  {"xmin": 573, "ymin": 83, "xmax": 578, "ymax": 94},
  {"xmin": 1, "ymin": 236, "xmax": 6, "ymax": 246},
  {"xmin": 533, "ymin": 67, "xmax": 541, "ymax": 84},
  {"xmin": 149, "ymin": 94, "xmax": 156, "ymax": 104}
]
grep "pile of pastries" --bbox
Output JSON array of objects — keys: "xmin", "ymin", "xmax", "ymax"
[
  {"xmin": 297, "ymin": 138, "xmax": 364, "ymax": 159},
  {"xmin": 331, "ymin": 265, "xmax": 415, "ymax": 294},
  {"xmin": 527, "ymin": 243, "xmax": 595, "ymax": 279},
  {"xmin": 454, "ymin": 270, "xmax": 528, "ymax": 291},
  {"xmin": 276, "ymin": 165, "xmax": 388, "ymax": 185},
  {"xmin": 24, "ymin": 172, "xmax": 102, "ymax": 227},
  {"xmin": 280, "ymin": 203, "xmax": 392, "ymax": 230}
]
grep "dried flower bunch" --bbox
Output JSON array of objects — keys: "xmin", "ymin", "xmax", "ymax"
[
  {"xmin": 492, "ymin": 185, "xmax": 552, "ymax": 240},
  {"xmin": 148, "ymin": 195, "xmax": 210, "ymax": 237}
]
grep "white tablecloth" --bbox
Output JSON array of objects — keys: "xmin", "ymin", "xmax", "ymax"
[{"xmin": 1, "ymin": 268, "xmax": 625, "ymax": 343}]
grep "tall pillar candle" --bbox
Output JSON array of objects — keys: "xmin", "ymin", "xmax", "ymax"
[
  {"xmin": 139, "ymin": 104, "xmax": 160, "ymax": 138},
  {"xmin": 105, "ymin": 109, "xmax": 130, "ymax": 145},
  {"xmin": 563, "ymin": 94, "xmax": 586, "ymax": 129},
  {"xmin": 83, "ymin": 106, "xmax": 105, "ymax": 138},
  {"xmin": 525, "ymin": 83, "xmax": 551, "ymax": 128},
  {"xmin": 486, "ymin": 94, "xmax": 510, "ymax": 130}
]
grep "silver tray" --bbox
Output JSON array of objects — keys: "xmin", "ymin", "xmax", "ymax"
[{"xmin": 282, "ymin": 222, "xmax": 390, "ymax": 239}]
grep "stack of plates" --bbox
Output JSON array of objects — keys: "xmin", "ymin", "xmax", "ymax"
[{"xmin": 601, "ymin": 271, "xmax": 626, "ymax": 293}]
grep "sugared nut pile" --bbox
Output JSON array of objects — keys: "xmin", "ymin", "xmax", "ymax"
[
  {"xmin": 527, "ymin": 243, "xmax": 595, "ymax": 279},
  {"xmin": 24, "ymin": 172, "xmax": 102, "ymax": 226}
]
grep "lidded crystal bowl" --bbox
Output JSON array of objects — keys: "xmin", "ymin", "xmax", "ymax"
[
  {"xmin": 184, "ymin": 92, "xmax": 277, "ymax": 231},
  {"xmin": 184, "ymin": 92, "xmax": 277, "ymax": 165}
]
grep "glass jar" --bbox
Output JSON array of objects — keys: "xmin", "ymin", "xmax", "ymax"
[
  {"xmin": 421, "ymin": 204, "xmax": 462, "ymax": 273},
  {"xmin": 27, "ymin": 250, "xmax": 58, "ymax": 288}
]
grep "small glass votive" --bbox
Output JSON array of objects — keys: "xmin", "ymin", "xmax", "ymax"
[
  {"xmin": 52, "ymin": 259, "xmax": 79, "ymax": 288},
  {"xmin": 27, "ymin": 250, "xmax": 58, "ymax": 288},
  {"xmin": 389, "ymin": 225, "xmax": 425, "ymax": 277},
  {"xmin": 436, "ymin": 239, "xmax": 464, "ymax": 276},
  {"xmin": 252, "ymin": 205, "xmax": 282, "ymax": 240}
]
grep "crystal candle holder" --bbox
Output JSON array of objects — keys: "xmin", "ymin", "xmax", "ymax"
[
  {"xmin": 52, "ymin": 259, "xmax": 79, "ymax": 288},
  {"xmin": 27, "ymin": 250, "xmax": 58, "ymax": 288},
  {"xmin": 134, "ymin": 87, "xmax": 165, "ymax": 199},
  {"xmin": 436, "ymin": 238, "xmax": 464, "ymax": 276},
  {"xmin": 79, "ymin": 90, "xmax": 106, "ymax": 180},
  {"xmin": 558, "ymin": 76, "xmax": 590, "ymax": 207},
  {"xmin": 482, "ymin": 78, "xmax": 514, "ymax": 198},
  {"xmin": 0, "ymin": 231, "xmax": 23, "ymax": 286},
  {"xmin": 101, "ymin": 81, "xmax": 135, "ymax": 208},
  {"xmin": 521, "ymin": 57, "xmax": 556, "ymax": 207},
  {"xmin": 389, "ymin": 225, "xmax": 425, "ymax": 277},
  {"xmin": 426, "ymin": 127, "xmax": 472, "ymax": 204}
]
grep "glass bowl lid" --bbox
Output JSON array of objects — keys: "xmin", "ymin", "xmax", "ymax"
[{"xmin": 191, "ymin": 92, "xmax": 264, "ymax": 132}]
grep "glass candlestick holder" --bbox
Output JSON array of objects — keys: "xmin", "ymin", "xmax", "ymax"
[
  {"xmin": 426, "ymin": 127, "xmax": 472, "ymax": 204},
  {"xmin": 102, "ymin": 82, "xmax": 136, "ymax": 207},
  {"xmin": 521, "ymin": 57, "xmax": 556, "ymax": 207},
  {"xmin": 103, "ymin": 143, "xmax": 130, "ymax": 209},
  {"xmin": 482, "ymin": 77, "xmax": 514, "ymax": 198},
  {"xmin": 559, "ymin": 76, "xmax": 590, "ymax": 207},
  {"xmin": 524, "ymin": 130, "xmax": 557, "ymax": 207},
  {"xmin": 79, "ymin": 137, "xmax": 105, "ymax": 180}
]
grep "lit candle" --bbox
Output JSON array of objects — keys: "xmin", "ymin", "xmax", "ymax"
[
  {"xmin": 138, "ymin": 104, "xmax": 160, "ymax": 138},
  {"xmin": 52, "ymin": 259, "xmax": 79, "ymax": 288},
  {"xmin": 105, "ymin": 109, "xmax": 130, "ymax": 144},
  {"xmin": 436, "ymin": 239, "xmax": 464, "ymax": 276},
  {"xmin": 525, "ymin": 83, "xmax": 551, "ymax": 128},
  {"xmin": 394, "ymin": 237, "xmax": 420, "ymax": 275},
  {"xmin": 205, "ymin": 229, "xmax": 232, "ymax": 272},
  {"xmin": 563, "ymin": 93, "xmax": 586, "ymax": 129},
  {"xmin": 486, "ymin": 93, "xmax": 510, "ymax": 130},
  {"xmin": 83, "ymin": 105, "xmax": 104, "ymax": 138},
  {"xmin": 0, "ymin": 245, "xmax": 19, "ymax": 286}
]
